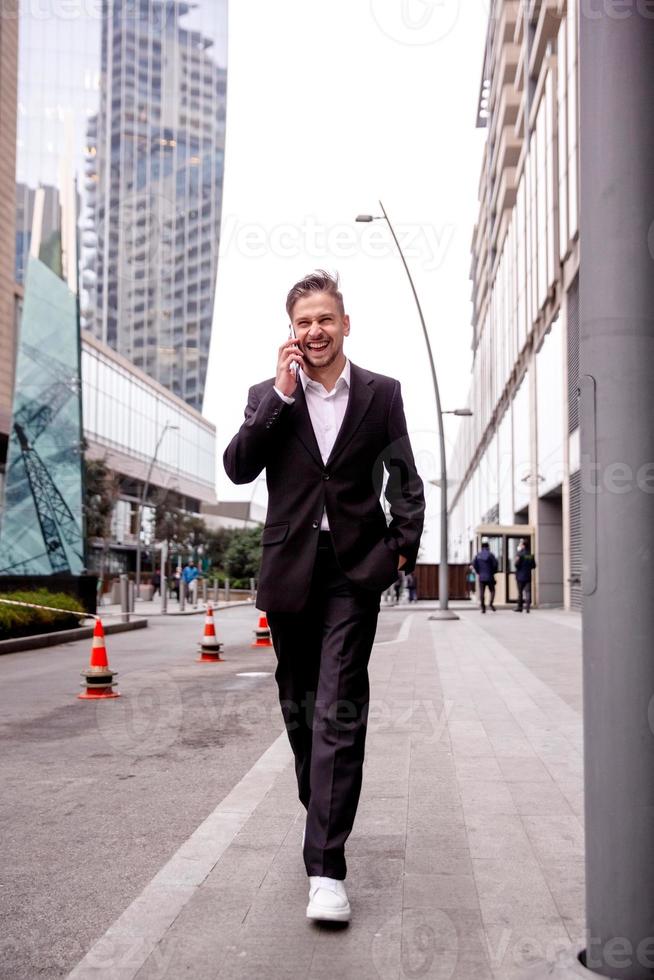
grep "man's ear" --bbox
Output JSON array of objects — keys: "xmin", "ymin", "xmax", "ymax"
[{"xmin": 343, "ymin": 314, "xmax": 351, "ymax": 336}]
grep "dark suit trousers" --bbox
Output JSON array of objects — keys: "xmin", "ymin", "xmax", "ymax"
[
  {"xmin": 267, "ymin": 532, "xmax": 381, "ymax": 880},
  {"xmin": 517, "ymin": 580, "xmax": 531, "ymax": 611},
  {"xmin": 480, "ymin": 580, "xmax": 495, "ymax": 610}
]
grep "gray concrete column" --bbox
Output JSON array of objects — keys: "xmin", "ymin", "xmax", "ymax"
[{"xmin": 580, "ymin": 9, "xmax": 654, "ymax": 979}]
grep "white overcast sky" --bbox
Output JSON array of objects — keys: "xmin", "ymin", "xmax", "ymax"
[{"xmin": 204, "ymin": 0, "xmax": 489, "ymax": 562}]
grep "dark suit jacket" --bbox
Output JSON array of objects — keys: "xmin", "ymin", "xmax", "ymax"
[{"xmin": 223, "ymin": 362, "xmax": 425, "ymax": 613}]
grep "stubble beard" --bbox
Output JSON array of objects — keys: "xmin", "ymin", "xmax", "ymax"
[{"xmin": 303, "ymin": 340, "xmax": 342, "ymax": 371}]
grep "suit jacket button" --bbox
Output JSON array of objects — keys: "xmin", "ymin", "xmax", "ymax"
[
  {"xmin": 322, "ymin": 473, "xmax": 330, "ymax": 480},
  {"xmin": 312, "ymin": 521, "xmax": 319, "ymax": 529}
]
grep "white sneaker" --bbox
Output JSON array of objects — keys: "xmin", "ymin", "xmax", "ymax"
[{"xmin": 306, "ymin": 876, "xmax": 351, "ymax": 922}]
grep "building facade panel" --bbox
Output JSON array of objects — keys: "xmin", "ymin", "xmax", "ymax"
[
  {"xmin": 0, "ymin": 1, "xmax": 19, "ymax": 484},
  {"xmin": 498, "ymin": 409, "xmax": 513, "ymax": 526}
]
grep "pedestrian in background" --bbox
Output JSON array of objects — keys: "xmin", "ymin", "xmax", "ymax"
[
  {"xmin": 224, "ymin": 270, "xmax": 425, "ymax": 924},
  {"xmin": 466, "ymin": 566, "xmax": 476, "ymax": 602},
  {"xmin": 151, "ymin": 568, "xmax": 161, "ymax": 600},
  {"xmin": 393, "ymin": 573, "xmax": 403, "ymax": 603},
  {"xmin": 514, "ymin": 538, "xmax": 536, "ymax": 613},
  {"xmin": 473, "ymin": 539, "xmax": 498, "ymax": 613},
  {"xmin": 406, "ymin": 571, "xmax": 418, "ymax": 602},
  {"xmin": 182, "ymin": 559, "xmax": 199, "ymax": 606}
]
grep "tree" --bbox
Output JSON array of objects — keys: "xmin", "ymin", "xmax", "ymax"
[
  {"xmin": 153, "ymin": 490, "xmax": 212, "ymax": 574},
  {"xmin": 84, "ymin": 455, "xmax": 120, "ymax": 578},
  {"xmin": 223, "ymin": 526, "xmax": 263, "ymax": 584},
  {"xmin": 184, "ymin": 516, "xmax": 207, "ymax": 556},
  {"xmin": 203, "ymin": 527, "xmax": 233, "ymax": 570},
  {"xmin": 153, "ymin": 489, "xmax": 187, "ymax": 578}
]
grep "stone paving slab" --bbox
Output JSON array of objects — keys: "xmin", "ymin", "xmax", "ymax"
[{"xmin": 66, "ymin": 609, "xmax": 585, "ymax": 980}]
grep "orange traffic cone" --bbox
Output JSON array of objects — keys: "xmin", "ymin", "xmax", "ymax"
[
  {"xmin": 252, "ymin": 613, "xmax": 273, "ymax": 648},
  {"xmin": 78, "ymin": 619, "xmax": 120, "ymax": 699},
  {"xmin": 197, "ymin": 604, "xmax": 223, "ymax": 662}
]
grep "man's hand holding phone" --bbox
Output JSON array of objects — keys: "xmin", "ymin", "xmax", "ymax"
[{"xmin": 275, "ymin": 329, "xmax": 304, "ymax": 398}]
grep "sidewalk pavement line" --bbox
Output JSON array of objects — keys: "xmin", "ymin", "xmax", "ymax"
[
  {"xmin": 66, "ymin": 731, "xmax": 293, "ymax": 980},
  {"xmin": 397, "ymin": 613, "xmax": 413, "ymax": 642},
  {"xmin": 538, "ymin": 611, "xmax": 582, "ymax": 632},
  {"xmin": 375, "ymin": 613, "xmax": 413, "ymax": 646}
]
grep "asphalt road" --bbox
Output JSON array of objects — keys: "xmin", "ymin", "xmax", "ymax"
[{"xmin": 0, "ymin": 604, "xmax": 403, "ymax": 980}]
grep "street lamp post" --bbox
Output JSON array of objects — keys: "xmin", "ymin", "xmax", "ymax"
[
  {"xmin": 356, "ymin": 202, "xmax": 470, "ymax": 618},
  {"xmin": 135, "ymin": 422, "xmax": 179, "ymax": 597}
]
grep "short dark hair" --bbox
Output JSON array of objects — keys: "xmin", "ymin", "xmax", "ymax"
[{"xmin": 286, "ymin": 269, "xmax": 345, "ymax": 320}]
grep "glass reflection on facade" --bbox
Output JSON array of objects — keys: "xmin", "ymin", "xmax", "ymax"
[
  {"xmin": 15, "ymin": 8, "xmax": 101, "ymax": 287},
  {"xmin": 0, "ymin": 258, "xmax": 84, "ymax": 575},
  {"xmin": 86, "ymin": 0, "xmax": 227, "ymax": 409},
  {"xmin": 81, "ymin": 342, "xmax": 216, "ymax": 490},
  {"xmin": 15, "ymin": 0, "xmax": 227, "ymax": 412}
]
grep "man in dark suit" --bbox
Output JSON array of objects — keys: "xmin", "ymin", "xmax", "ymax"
[
  {"xmin": 472, "ymin": 539, "xmax": 499, "ymax": 613},
  {"xmin": 514, "ymin": 538, "xmax": 536, "ymax": 613},
  {"xmin": 224, "ymin": 270, "xmax": 424, "ymax": 923}
]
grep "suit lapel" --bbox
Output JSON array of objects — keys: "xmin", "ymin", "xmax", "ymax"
[{"xmin": 326, "ymin": 362, "xmax": 374, "ymax": 467}]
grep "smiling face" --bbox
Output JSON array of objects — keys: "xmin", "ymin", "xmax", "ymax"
[{"xmin": 290, "ymin": 292, "xmax": 350, "ymax": 375}]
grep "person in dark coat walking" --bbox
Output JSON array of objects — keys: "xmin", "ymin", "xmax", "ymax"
[
  {"xmin": 472, "ymin": 540, "xmax": 498, "ymax": 613},
  {"xmin": 514, "ymin": 539, "xmax": 536, "ymax": 613},
  {"xmin": 223, "ymin": 270, "xmax": 425, "ymax": 923}
]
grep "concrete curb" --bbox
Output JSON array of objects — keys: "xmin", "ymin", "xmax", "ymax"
[
  {"xmin": 0, "ymin": 618, "xmax": 148, "ymax": 655},
  {"xmin": 146, "ymin": 600, "xmax": 255, "ymax": 617},
  {"xmin": 96, "ymin": 599, "xmax": 255, "ymax": 618}
]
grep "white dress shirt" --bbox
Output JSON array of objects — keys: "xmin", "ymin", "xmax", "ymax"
[{"xmin": 274, "ymin": 360, "xmax": 350, "ymax": 530}]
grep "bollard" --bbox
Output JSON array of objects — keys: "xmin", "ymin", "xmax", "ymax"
[
  {"xmin": 128, "ymin": 580, "xmax": 135, "ymax": 612},
  {"xmin": 249, "ymin": 577, "xmax": 255, "ymax": 601},
  {"xmin": 160, "ymin": 542, "xmax": 168, "ymax": 615},
  {"xmin": 213, "ymin": 580, "xmax": 218, "ymax": 604},
  {"xmin": 119, "ymin": 574, "xmax": 129, "ymax": 624},
  {"xmin": 224, "ymin": 578, "xmax": 230, "ymax": 603},
  {"xmin": 179, "ymin": 581, "xmax": 185, "ymax": 612},
  {"xmin": 202, "ymin": 579, "xmax": 208, "ymax": 604}
]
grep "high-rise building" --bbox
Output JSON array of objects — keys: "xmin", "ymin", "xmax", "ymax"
[
  {"xmin": 14, "ymin": 0, "xmax": 227, "ymax": 413},
  {"xmin": 449, "ymin": 0, "xmax": 580, "ymax": 609},
  {"xmin": 84, "ymin": 0, "xmax": 227, "ymax": 410},
  {"xmin": 0, "ymin": 1, "xmax": 19, "ymax": 496}
]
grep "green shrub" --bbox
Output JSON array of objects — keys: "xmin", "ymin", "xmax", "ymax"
[{"xmin": 0, "ymin": 590, "xmax": 87, "ymax": 641}]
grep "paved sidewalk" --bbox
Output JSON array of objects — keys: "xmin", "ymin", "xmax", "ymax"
[{"xmin": 67, "ymin": 609, "xmax": 584, "ymax": 980}]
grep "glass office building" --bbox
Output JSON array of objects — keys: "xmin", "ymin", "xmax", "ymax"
[
  {"xmin": 82, "ymin": 331, "xmax": 216, "ymax": 574},
  {"xmin": 15, "ymin": 0, "xmax": 227, "ymax": 412}
]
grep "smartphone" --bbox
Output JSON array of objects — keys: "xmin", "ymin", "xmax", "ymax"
[{"xmin": 288, "ymin": 324, "xmax": 299, "ymax": 377}]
